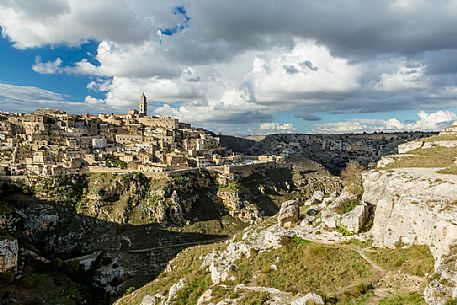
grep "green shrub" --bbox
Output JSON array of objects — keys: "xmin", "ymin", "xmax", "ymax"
[
  {"xmin": 174, "ymin": 275, "xmax": 212, "ymax": 305},
  {"xmin": 336, "ymin": 224, "xmax": 354, "ymax": 236},
  {"xmin": 124, "ymin": 287, "xmax": 136, "ymax": 296},
  {"xmin": 292, "ymin": 236, "xmax": 311, "ymax": 245},
  {"xmin": 335, "ymin": 199, "xmax": 359, "ymax": 214},
  {"xmin": 21, "ymin": 276, "xmax": 34, "ymax": 288}
]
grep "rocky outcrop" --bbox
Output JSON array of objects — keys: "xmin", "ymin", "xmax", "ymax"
[
  {"xmin": 363, "ymin": 168, "xmax": 457, "ymax": 305},
  {"xmin": 398, "ymin": 141, "xmax": 424, "ymax": 153},
  {"xmin": 338, "ymin": 202, "xmax": 371, "ymax": 233},
  {"xmin": 364, "ymin": 168, "xmax": 457, "ymax": 264},
  {"xmin": 423, "ymin": 244, "xmax": 457, "ymax": 305},
  {"xmin": 277, "ymin": 200, "xmax": 299, "ymax": 228},
  {"xmin": 399, "ymin": 140, "xmax": 457, "ymax": 154},
  {"xmin": 0, "ymin": 238, "xmax": 18, "ymax": 273},
  {"xmin": 318, "ymin": 191, "xmax": 370, "ymax": 234},
  {"xmin": 291, "ymin": 293, "xmax": 325, "ymax": 305}
]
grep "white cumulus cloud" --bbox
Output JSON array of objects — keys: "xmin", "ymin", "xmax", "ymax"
[
  {"xmin": 312, "ymin": 111, "xmax": 457, "ymax": 134},
  {"xmin": 32, "ymin": 57, "xmax": 63, "ymax": 74}
]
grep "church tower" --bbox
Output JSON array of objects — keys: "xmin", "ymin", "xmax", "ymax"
[{"xmin": 139, "ymin": 92, "xmax": 147, "ymax": 116}]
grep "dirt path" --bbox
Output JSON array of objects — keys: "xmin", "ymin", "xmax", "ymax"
[
  {"xmin": 342, "ymin": 244, "xmax": 426, "ymax": 305},
  {"xmin": 345, "ymin": 244, "xmax": 386, "ymax": 274},
  {"xmin": 127, "ymin": 237, "xmax": 228, "ymax": 253}
]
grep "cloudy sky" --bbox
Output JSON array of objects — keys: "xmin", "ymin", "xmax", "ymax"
[{"xmin": 1, "ymin": 0, "xmax": 457, "ymax": 134}]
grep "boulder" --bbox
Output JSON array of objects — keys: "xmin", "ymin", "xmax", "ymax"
[
  {"xmin": 320, "ymin": 191, "xmax": 363, "ymax": 232},
  {"xmin": 277, "ymin": 200, "xmax": 299, "ymax": 228},
  {"xmin": 164, "ymin": 279, "xmax": 186, "ymax": 305},
  {"xmin": 307, "ymin": 208, "xmax": 318, "ymax": 216},
  {"xmin": 338, "ymin": 203, "xmax": 371, "ymax": 234},
  {"xmin": 305, "ymin": 191, "xmax": 325, "ymax": 206},
  {"xmin": 0, "ymin": 238, "xmax": 18, "ymax": 273},
  {"xmin": 291, "ymin": 293, "xmax": 325, "ymax": 305},
  {"xmin": 141, "ymin": 295, "xmax": 162, "ymax": 305},
  {"xmin": 311, "ymin": 191, "xmax": 325, "ymax": 204}
]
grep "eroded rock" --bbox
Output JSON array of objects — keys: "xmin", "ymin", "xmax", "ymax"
[
  {"xmin": 277, "ymin": 200, "xmax": 299, "ymax": 228},
  {"xmin": 0, "ymin": 238, "xmax": 18, "ymax": 273}
]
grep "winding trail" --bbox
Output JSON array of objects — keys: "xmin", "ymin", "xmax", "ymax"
[{"xmin": 343, "ymin": 243, "xmax": 426, "ymax": 305}]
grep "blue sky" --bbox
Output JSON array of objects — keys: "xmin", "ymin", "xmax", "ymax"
[
  {"xmin": 0, "ymin": 37, "xmax": 102, "ymax": 101},
  {"xmin": 2, "ymin": 1, "xmax": 457, "ymax": 135}
]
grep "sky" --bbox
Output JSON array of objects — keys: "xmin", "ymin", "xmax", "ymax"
[{"xmin": 1, "ymin": 0, "xmax": 457, "ymax": 135}]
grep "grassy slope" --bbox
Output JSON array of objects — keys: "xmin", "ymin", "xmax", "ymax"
[
  {"xmin": 385, "ymin": 146, "xmax": 457, "ymax": 169},
  {"xmin": 232, "ymin": 237, "xmax": 376, "ymax": 300},
  {"xmin": 378, "ymin": 292, "xmax": 426, "ymax": 305},
  {"xmin": 116, "ymin": 234, "xmax": 435, "ymax": 305},
  {"xmin": 367, "ymin": 246, "xmax": 434, "ymax": 277},
  {"xmin": 421, "ymin": 134, "xmax": 457, "ymax": 142}
]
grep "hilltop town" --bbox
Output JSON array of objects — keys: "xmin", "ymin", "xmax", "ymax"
[
  {"xmin": 0, "ymin": 94, "xmax": 437, "ymax": 178},
  {"xmin": 0, "ymin": 94, "xmax": 280, "ymax": 178}
]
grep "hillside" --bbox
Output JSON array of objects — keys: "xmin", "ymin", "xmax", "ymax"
[
  {"xmin": 114, "ymin": 138, "xmax": 457, "ymax": 305},
  {"xmin": 1, "ymin": 136, "xmax": 457, "ymax": 305},
  {"xmin": 0, "ymin": 159, "xmax": 340, "ymax": 304}
]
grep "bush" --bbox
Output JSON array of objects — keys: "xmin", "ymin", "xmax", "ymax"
[
  {"xmin": 334, "ymin": 199, "xmax": 359, "ymax": 214},
  {"xmin": 124, "ymin": 286, "xmax": 136, "ymax": 296},
  {"xmin": 336, "ymin": 224, "xmax": 354, "ymax": 236},
  {"xmin": 341, "ymin": 161, "xmax": 364, "ymax": 198}
]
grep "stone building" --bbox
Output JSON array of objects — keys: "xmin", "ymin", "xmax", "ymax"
[{"xmin": 139, "ymin": 92, "xmax": 147, "ymax": 116}]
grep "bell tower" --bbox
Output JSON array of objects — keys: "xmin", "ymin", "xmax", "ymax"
[{"xmin": 139, "ymin": 92, "xmax": 147, "ymax": 116}]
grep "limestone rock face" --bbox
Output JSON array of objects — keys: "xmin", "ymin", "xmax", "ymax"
[
  {"xmin": 0, "ymin": 238, "xmax": 18, "ymax": 273},
  {"xmin": 398, "ymin": 141, "xmax": 424, "ymax": 153},
  {"xmin": 423, "ymin": 246, "xmax": 457, "ymax": 305},
  {"xmin": 363, "ymin": 168, "xmax": 457, "ymax": 304},
  {"xmin": 363, "ymin": 168, "xmax": 457, "ymax": 264},
  {"xmin": 164, "ymin": 279, "xmax": 186, "ymax": 305},
  {"xmin": 140, "ymin": 295, "xmax": 162, "ymax": 305},
  {"xmin": 277, "ymin": 200, "xmax": 299, "ymax": 228}
]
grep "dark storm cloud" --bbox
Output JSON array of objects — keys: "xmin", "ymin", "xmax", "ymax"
[
  {"xmin": 192, "ymin": 111, "xmax": 272, "ymax": 125},
  {"xmin": 421, "ymin": 49, "xmax": 457, "ymax": 75},
  {"xmin": 189, "ymin": 0, "xmax": 457, "ymax": 58},
  {"xmin": 294, "ymin": 113, "xmax": 322, "ymax": 121}
]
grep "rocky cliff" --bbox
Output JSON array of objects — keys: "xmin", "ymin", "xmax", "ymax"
[
  {"xmin": 363, "ymin": 168, "xmax": 457, "ymax": 305},
  {"xmin": 0, "ymin": 159, "xmax": 341, "ymax": 304},
  {"xmin": 115, "ymin": 159, "xmax": 457, "ymax": 305},
  {"xmin": 364, "ymin": 168, "xmax": 457, "ymax": 263}
]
